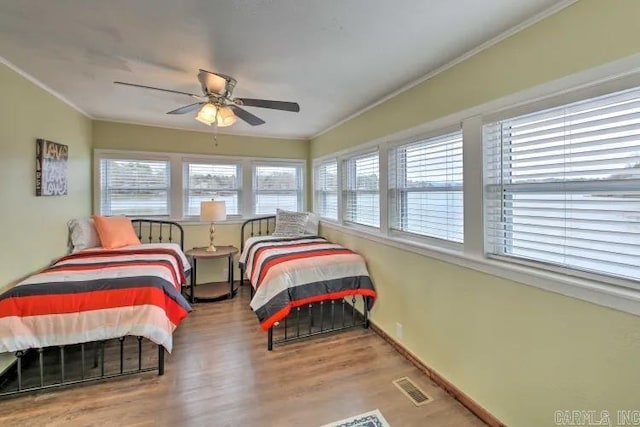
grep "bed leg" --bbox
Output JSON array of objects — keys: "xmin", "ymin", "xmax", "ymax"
[
  {"xmin": 364, "ymin": 296, "xmax": 370, "ymax": 329},
  {"xmin": 15, "ymin": 351, "xmax": 23, "ymax": 391},
  {"xmin": 100, "ymin": 341, "xmax": 105, "ymax": 377},
  {"xmin": 92, "ymin": 342, "xmax": 99, "ymax": 369},
  {"xmin": 267, "ymin": 327, "xmax": 273, "ymax": 351},
  {"xmin": 158, "ymin": 345, "xmax": 165, "ymax": 376},
  {"xmin": 39, "ymin": 348, "xmax": 45, "ymax": 387},
  {"xmin": 60, "ymin": 346, "xmax": 66, "ymax": 384}
]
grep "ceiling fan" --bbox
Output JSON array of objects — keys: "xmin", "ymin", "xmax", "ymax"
[{"xmin": 114, "ymin": 69, "xmax": 300, "ymax": 127}]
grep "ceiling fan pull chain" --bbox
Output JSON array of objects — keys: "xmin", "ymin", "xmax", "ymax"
[{"xmin": 213, "ymin": 115, "xmax": 219, "ymax": 147}]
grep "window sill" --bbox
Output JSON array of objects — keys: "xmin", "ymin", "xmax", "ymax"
[
  {"xmin": 320, "ymin": 221, "xmax": 640, "ymax": 317},
  {"xmin": 176, "ymin": 214, "xmax": 277, "ymax": 226},
  {"xmin": 177, "ymin": 218, "xmax": 249, "ymax": 226}
]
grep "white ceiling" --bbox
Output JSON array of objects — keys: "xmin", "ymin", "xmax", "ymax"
[{"xmin": 0, "ymin": 0, "xmax": 563, "ymax": 139}]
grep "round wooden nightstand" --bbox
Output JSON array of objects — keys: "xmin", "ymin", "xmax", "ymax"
[{"xmin": 185, "ymin": 245, "xmax": 239, "ymax": 303}]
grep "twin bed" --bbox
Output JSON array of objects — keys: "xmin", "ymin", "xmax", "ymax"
[
  {"xmin": 0, "ymin": 214, "xmax": 376, "ymax": 396},
  {"xmin": 0, "ymin": 219, "xmax": 191, "ymax": 397},
  {"xmin": 239, "ymin": 215, "xmax": 376, "ymax": 350}
]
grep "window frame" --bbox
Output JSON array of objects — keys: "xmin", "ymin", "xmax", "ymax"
[
  {"xmin": 182, "ymin": 159, "xmax": 243, "ymax": 218},
  {"xmin": 483, "ymin": 88, "xmax": 640, "ymax": 290},
  {"xmin": 96, "ymin": 152, "xmax": 172, "ymax": 218},
  {"xmin": 313, "ymin": 158, "xmax": 339, "ymax": 221},
  {"xmin": 388, "ymin": 128, "xmax": 464, "ymax": 247},
  {"xmin": 341, "ymin": 149, "xmax": 381, "ymax": 229},
  {"xmin": 94, "ymin": 150, "xmax": 306, "ymax": 220},
  {"xmin": 251, "ymin": 160, "xmax": 306, "ymax": 215}
]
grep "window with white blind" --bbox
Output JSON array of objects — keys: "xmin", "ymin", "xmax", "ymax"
[
  {"xmin": 484, "ymin": 86, "xmax": 640, "ymax": 284},
  {"xmin": 389, "ymin": 131, "xmax": 463, "ymax": 243},
  {"xmin": 253, "ymin": 163, "xmax": 304, "ymax": 214},
  {"xmin": 183, "ymin": 162, "xmax": 241, "ymax": 216},
  {"xmin": 342, "ymin": 151, "xmax": 380, "ymax": 227},
  {"xmin": 99, "ymin": 158, "xmax": 170, "ymax": 216},
  {"xmin": 314, "ymin": 159, "xmax": 338, "ymax": 220}
]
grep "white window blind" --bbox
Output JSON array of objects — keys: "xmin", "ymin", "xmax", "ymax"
[
  {"xmin": 485, "ymin": 86, "xmax": 640, "ymax": 284},
  {"xmin": 184, "ymin": 163, "xmax": 241, "ymax": 216},
  {"xmin": 389, "ymin": 131, "xmax": 463, "ymax": 242},
  {"xmin": 314, "ymin": 159, "xmax": 338, "ymax": 220},
  {"xmin": 253, "ymin": 164, "xmax": 303, "ymax": 214},
  {"xmin": 342, "ymin": 151, "xmax": 380, "ymax": 227},
  {"xmin": 99, "ymin": 158, "xmax": 170, "ymax": 216}
]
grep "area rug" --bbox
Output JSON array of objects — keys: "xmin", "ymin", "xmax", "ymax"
[{"xmin": 320, "ymin": 409, "xmax": 391, "ymax": 427}]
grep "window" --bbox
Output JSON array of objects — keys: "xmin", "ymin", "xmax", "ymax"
[
  {"xmin": 389, "ymin": 131, "xmax": 463, "ymax": 243},
  {"xmin": 253, "ymin": 163, "xmax": 304, "ymax": 214},
  {"xmin": 99, "ymin": 158, "xmax": 170, "ymax": 216},
  {"xmin": 96, "ymin": 151, "xmax": 305, "ymax": 219},
  {"xmin": 484, "ymin": 86, "xmax": 640, "ymax": 283},
  {"xmin": 314, "ymin": 159, "xmax": 338, "ymax": 220},
  {"xmin": 183, "ymin": 162, "xmax": 241, "ymax": 216},
  {"xmin": 342, "ymin": 151, "xmax": 379, "ymax": 227}
]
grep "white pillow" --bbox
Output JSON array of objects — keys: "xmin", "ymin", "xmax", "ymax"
[
  {"xmin": 68, "ymin": 218, "xmax": 101, "ymax": 252},
  {"xmin": 272, "ymin": 209, "xmax": 309, "ymax": 237},
  {"xmin": 305, "ymin": 212, "xmax": 319, "ymax": 235}
]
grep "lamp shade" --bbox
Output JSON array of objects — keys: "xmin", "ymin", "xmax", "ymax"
[
  {"xmin": 195, "ymin": 103, "xmax": 218, "ymax": 125},
  {"xmin": 216, "ymin": 106, "xmax": 237, "ymax": 127},
  {"xmin": 200, "ymin": 200, "xmax": 226, "ymax": 222}
]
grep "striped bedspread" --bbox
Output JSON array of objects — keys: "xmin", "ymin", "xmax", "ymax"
[
  {"xmin": 240, "ymin": 236, "xmax": 376, "ymax": 330},
  {"xmin": 0, "ymin": 243, "xmax": 192, "ymax": 353}
]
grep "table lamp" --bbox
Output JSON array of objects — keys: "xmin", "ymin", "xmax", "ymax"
[{"xmin": 200, "ymin": 200, "xmax": 227, "ymax": 252}]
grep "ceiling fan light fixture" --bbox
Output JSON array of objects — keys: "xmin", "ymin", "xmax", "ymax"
[
  {"xmin": 115, "ymin": 69, "xmax": 299, "ymax": 128},
  {"xmin": 195, "ymin": 103, "xmax": 218, "ymax": 125},
  {"xmin": 216, "ymin": 106, "xmax": 237, "ymax": 127}
]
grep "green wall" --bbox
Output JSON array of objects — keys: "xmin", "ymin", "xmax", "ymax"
[
  {"xmin": 0, "ymin": 64, "xmax": 93, "ymax": 289},
  {"xmin": 311, "ymin": 1, "xmax": 640, "ymax": 426},
  {"xmin": 0, "ymin": 63, "xmax": 93, "ymax": 372},
  {"xmin": 93, "ymin": 120, "xmax": 308, "ymax": 159}
]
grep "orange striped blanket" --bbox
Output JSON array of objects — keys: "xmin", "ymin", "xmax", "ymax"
[
  {"xmin": 0, "ymin": 243, "xmax": 191, "ymax": 353},
  {"xmin": 240, "ymin": 236, "xmax": 376, "ymax": 330}
]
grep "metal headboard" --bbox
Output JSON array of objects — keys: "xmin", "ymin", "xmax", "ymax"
[
  {"xmin": 240, "ymin": 216, "xmax": 276, "ymax": 252},
  {"xmin": 131, "ymin": 219, "xmax": 185, "ymax": 250}
]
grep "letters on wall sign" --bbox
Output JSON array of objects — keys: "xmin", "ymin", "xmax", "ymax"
[{"xmin": 35, "ymin": 139, "xmax": 68, "ymax": 196}]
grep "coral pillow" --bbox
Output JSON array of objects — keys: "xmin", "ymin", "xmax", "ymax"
[{"xmin": 92, "ymin": 215, "xmax": 141, "ymax": 249}]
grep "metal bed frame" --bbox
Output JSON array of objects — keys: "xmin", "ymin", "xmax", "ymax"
[
  {"xmin": 239, "ymin": 216, "xmax": 370, "ymax": 351},
  {"xmin": 0, "ymin": 219, "xmax": 186, "ymax": 398}
]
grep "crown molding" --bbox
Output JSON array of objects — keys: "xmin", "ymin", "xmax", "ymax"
[
  {"xmin": 311, "ymin": 0, "xmax": 579, "ymax": 140},
  {"xmin": 0, "ymin": 55, "xmax": 93, "ymax": 119}
]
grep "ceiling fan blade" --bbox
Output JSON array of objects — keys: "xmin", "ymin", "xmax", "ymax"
[
  {"xmin": 114, "ymin": 81, "xmax": 202, "ymax": 99},
  {"xmin": 235, "ymin": 98, "xmax": 300, "ymax": 112},
  {"xmin": 166, "ymin": 102, "xmax": 204, "ymax": 115},
  {"xmin": 230, "ymin": 105, "xmax": 266, "ymax": 126},
  {"xmin": 197, "ymin": 69, "xmax": 231, "ymax": 95}
]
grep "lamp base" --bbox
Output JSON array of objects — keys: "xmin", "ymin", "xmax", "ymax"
[{"xmin": 206, "ymin": 223, "xmax": 217, "ymax": 252}]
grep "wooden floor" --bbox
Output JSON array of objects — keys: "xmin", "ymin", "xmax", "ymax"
[{"xmin": 0, "ymin": 287, "xmax": 485, "ymax": 427}]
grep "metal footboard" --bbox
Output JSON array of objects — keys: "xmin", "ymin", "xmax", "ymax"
[
  {"xmin": 0, "ymin": 338, "xmax": 165, "ymax": 398},
  {"xmin": 267, "ymin": 296, "xmax": 371, "ymax": 351}
]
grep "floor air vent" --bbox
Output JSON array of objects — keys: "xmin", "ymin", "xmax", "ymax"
[{"xmin": 392, "ymin": 377, "xmax": 433, "ymax": 406}]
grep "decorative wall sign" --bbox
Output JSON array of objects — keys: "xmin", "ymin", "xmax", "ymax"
[{"xmin": 35, "ymin": 139, "xmax": 68, "ymax": 196}]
